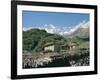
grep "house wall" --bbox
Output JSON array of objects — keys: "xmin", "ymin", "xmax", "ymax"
[{"xmin": 44, "ymin": 45, "xmax": 54, "ymax": 51}]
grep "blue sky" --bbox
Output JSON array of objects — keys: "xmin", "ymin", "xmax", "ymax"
[{"xmin": 22, "ymin": 11, "xmax": 89, "ymax": 29}]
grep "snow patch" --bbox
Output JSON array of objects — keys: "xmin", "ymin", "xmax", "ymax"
[{"xmin": 23, "ymin": 20, "xmax": 89, "ymax": 36}]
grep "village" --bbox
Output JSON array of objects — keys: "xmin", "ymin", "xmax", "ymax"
[{"xmin": 23, "ymin": 41, "xmax": 89, "ymax": 68}]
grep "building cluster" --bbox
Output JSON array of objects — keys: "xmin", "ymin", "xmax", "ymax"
[
  {"xmin": 44, "ymin": 42, "xmax": 78, "ymax": 53},
  {"xmin": 22, "ymin": 42, "xmax": 89, "ymax": 68}
]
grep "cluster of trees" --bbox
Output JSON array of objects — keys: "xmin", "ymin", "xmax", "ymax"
[
  {"xmin": 66, "ymin": 36, "xmax": 89, "ymax": 45},
  {"xmin": 23, "ymin": 28, "xmax": 89, "ymax": 53},
  {"xmin": 23, "ymin": 29, "xmax": 66, "ymax": 53}
]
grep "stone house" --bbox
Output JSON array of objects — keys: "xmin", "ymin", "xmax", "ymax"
[
  {"xmin": 44, "ymin": 42, "xmax": 60, "ymax": 52},
  {"xmin": 44, "ymin": 42, "xmax": 78, "ymax": 53}
]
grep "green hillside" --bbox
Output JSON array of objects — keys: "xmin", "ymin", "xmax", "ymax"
[
  {"xmin": 23, "ymin": 29, "xmax": 89, "ymax": 54},
  {"xmin": 23, "ymin": 29, "xmax": 66, "ymax": 53}
]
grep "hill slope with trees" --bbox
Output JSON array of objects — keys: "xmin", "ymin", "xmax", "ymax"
[{"xmin": 23, "ymin": 29, "xmax": 66, "ymax": 53}]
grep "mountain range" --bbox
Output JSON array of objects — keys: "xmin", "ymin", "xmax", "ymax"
[{"xmin": 23, "ymin": 21, "xmax": 89, "ymax": 38}]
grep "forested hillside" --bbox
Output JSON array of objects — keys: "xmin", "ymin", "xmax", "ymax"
[{"xmin": 23, "ymin": 29, "xmax": 66, "ymax": 53}]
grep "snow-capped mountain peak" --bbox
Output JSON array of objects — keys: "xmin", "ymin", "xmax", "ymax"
[
  {"xmin": 65, "ymin": 21, "xmax": 89, "ymax": 35},
  {"xmin": 23, "ymin": 21, "xmax": 89, "ymax": 36},
  {"xmin": 40, "ymin": 21, "xmax": 89, "ymax": 36}
]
